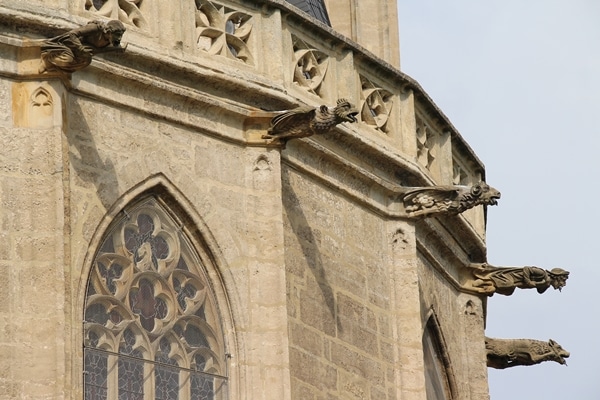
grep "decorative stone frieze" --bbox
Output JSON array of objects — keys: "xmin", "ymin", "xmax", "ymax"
[
  {"xmin": 485, "ymin": 337, "xmax": 570, "ymax": 369},
  {"xmin": 465, "ymin": 263, "xmax": 569, "ymax": 296},
  {"xmin": 360, "ymin": 76, "xmax": 393, "ymax": 133},
  {"xmin": 39, "ymin": 20, "xmax": 126, "ymax": 73},
  {"xmin": 85, "ymin": 0, "xmax": 149, "ymax": 30},
  {"xmin": 401, "ymin": 181, "xmax": 500, "ymax": 218},
  {"xmin": 262, "ymin": 98, "xmax": 358, "ymax": 148},
  {"xmin": 195, "ymin": 0, "xmax": 254, "ymax": 64}
]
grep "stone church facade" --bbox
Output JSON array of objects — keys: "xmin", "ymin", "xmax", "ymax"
[{"xmin": 0, "ymin": 1, "xmax": 568, "ymax": 399}]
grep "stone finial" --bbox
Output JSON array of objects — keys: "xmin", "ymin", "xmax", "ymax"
[
  {"xmin": 485, "ymin": 337, "xmax": 570, "ymax": 369},
  {"xmin": 401, "ymin": 181, "xmax": 500, "ymax": 218},
  {"xmin": 40, "ymin": 20, "xmax": 126, "ymax": 73},
  {"xmin": 262, "ymin": 99, "xmax": 358, "ymax": 148},
  {"xmin": 465, "ymin": 263, "xmax": 569, "ymax": 296}
]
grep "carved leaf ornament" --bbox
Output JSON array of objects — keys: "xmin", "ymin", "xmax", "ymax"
[
  {"xmin": 83, "ymin": 198, "xmax": 226, "ymax": 398},
  {"xmin": 195, "ymin": 0, "xmax": 254, "ymax": 64}
]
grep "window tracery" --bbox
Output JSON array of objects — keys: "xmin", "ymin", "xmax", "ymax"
[
  {"xmin": 83, "ymin": 197, "xmax": 227, "ymax": 399},
  {"xmin": 195, "ymin": 0, "xmax": 254, "ymax": 64}
]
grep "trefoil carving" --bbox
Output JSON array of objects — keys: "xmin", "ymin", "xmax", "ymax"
[
  {"xmin": 195, "ymin": 0, "xmax": 254, "ymax": 64},
  {"xmin": 262, "ymin": 99, "xmax": 358, "ymax": 148},
  {"xmin": 485, "ymin": 337, "xmax": 569, "ymax": 369},
  {"xmin": 39, "ymin": 20, "xmax": 126, "ymax": 73},
  {"xmin": 465, "ymin": 263, "xmax": 569, "ymax": 296},
  {"xmin": 31, "ymin": 87, "xmax": 53, "ymax": 110},
  {"xmin": 401, "ymin": 181, "xmax": 500, "ymax": 218}
]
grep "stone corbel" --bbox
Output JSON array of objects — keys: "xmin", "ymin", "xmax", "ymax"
[
  {"xmin": 399, "ymin": 181, "xmax": 501, "ymax": 219},
  {"xmin": 39, "ymin": 20, "xmax": 127, "ymax": 74},
  {"xmin": 464, "ymin": 263, "xmax": 569, "ymax": 296},
  {"xmin": 485, "ymin": 337, "xmax": 569, "ymax": 369}
]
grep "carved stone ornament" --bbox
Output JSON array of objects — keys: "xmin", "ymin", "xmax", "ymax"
[
  {"xmin": 360, "ymin": 76, "xmax": 393, "ymax": 133},
  {"xmin": 465, "ymin": 263, "xmax": 569, "ymax": 296},
  {"xmin": 293, "ymin": 47, "xmax": 329, "ymax": 95},
  {"xmin": 262, "ymin": 99, "xmax": 358, "ymax": 148},
  {"xmin": 195, "ymin": 0, "xmax": 254, "ymax": 64},
  {"xmin": 39, "ymin": 20, "xmax": 126, "ymax": 73},
  {"xmin": 485, "ymin": 337, "xmax": 570, "ymax": 369},
  {"xmin": 85, "ymin": 0, "xmax": 148, "ymax": 29},
  {"xmin": 401, "ymin": 181, "xmax": 500, "ymax": 218}
]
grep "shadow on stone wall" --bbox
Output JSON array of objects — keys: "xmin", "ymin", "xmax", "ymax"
[
  {"xmin": 65, "ymin": 97, "xmax": 119, "ymax": 211},
  {"xmin": 282, "ymin": 167, "xmax": 341, "ymax": 333}
]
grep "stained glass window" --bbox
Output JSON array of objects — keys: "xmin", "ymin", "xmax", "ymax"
[{"xmin": 83, "ymin": 198, "xmax": 228, "ymax": 399}]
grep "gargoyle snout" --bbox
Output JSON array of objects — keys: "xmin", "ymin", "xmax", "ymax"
[
  {"xmin": 488, "ymin": 188, "xmax": 501, "ymax": 206},
  {"xmin": 346, "ymin": 109, "xmax": 359, "ymax": 123}
]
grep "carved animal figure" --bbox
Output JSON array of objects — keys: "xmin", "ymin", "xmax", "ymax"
[
  {"xmin": 485, "ymin": 337, "xmax": 570, "ymax": 369},
  {"xmin": 262, "ymin": 99, "xmax": 358, "ymax": 148},
  {"xmin": 469, "ymin": 264, "xmax": 570, "ymax": 296},
  {"xmin": 402, "ymin": 181, "xmax": 501, "ymax": 218},
  {"xmin": 40, "ymin": 20, "xmax": 126, "ymax": 73}
]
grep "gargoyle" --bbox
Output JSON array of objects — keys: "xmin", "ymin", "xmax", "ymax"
[
  {"xmin": 485, "ymin": 337, "xmax": 570, "ymax": 369},
  {"xmin": 40, "ymin": 20, "xmax": 126, "ymax": 73},
  {"xmin": 401, "ymin": 181, "xmax": 500, "ymax": 218},
  {"xmin": 262, "ymin": 99, "xmax": 358, "ymax": 148},
  {"xmin": 466, "ymin": 263, "xmax": 569, "ymax": 296}
]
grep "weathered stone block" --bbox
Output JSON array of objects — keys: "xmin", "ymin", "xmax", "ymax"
[{"xmin": 289, "ymin": 348, "xmax": 337, "ymax": 392}]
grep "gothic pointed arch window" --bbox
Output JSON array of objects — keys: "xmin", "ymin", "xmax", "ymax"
[
  {"xmin": 83, "ymin": 196, "xmax": 228, "ymax": 399},
  {"xmin": 422, "ymin": 316, "xmax": 456, "ymax": 400}
]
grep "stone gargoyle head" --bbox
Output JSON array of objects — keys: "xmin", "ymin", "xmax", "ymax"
[
  {"xmin": 547, "ymin": 339, "xmax": 570, "ymax": 365},
  {"xmin": 332, "ymin": 98, "xmax": 359, "ymax": 125}
]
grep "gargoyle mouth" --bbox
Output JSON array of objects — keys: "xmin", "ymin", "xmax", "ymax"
[
  {"xmin": 558, "ymin": 354, "xmax": 570, "ymax": 365},
  {"xmin": 345, "ymin": 111, "xmax": 359, "ymax": 123},
  {"xmin": 488, "ymin": 192, "xmax": 501, "ymax": 206}
]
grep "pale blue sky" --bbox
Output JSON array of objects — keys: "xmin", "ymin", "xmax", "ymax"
[{"xmin": 397, "ymin": 1, "xmax": 600, "ymax": 399}]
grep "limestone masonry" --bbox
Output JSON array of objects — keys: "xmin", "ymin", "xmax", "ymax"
[{"xmin": 0, "ymin": 1, "xmax": 568, "ymax": 399}]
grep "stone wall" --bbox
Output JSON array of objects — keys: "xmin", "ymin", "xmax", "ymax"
[
  {"xmin": 0, "ymin": 76, "xmax": 67, "ymax": 398},
  {"xmin": 0, "ymin": 1, "xmax": 493, "ymax": 399},
  {"xmin": 283, "ymin": 165, "xmax": 396, "ymax": 399}
]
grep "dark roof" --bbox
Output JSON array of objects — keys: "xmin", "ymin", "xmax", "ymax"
[{"xmin": 285, "ymin": 0, "xmax": 331, "ymax": 26}]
